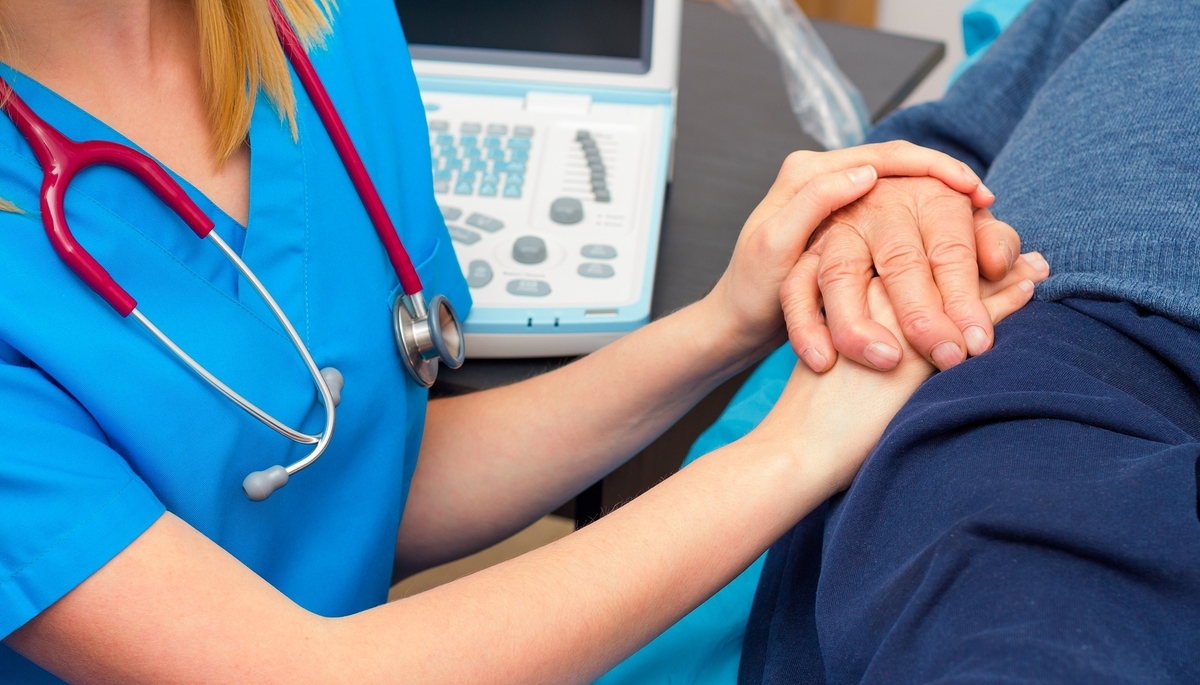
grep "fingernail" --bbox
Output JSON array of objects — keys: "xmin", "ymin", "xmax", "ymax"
[
  {"xmin": 847, "ymin": 165, "xmax": 876, "ymax": 187},
  {"xmin": 1019, "ymin": 251, "xmax": 1049, "ymax": 276},
  {"xmin": 931, "ymin": 341, "xmax": 965, "ymax": 369},
  {"xmin": 961, "ymin": 166, "xmax": 980, "ymax": 185},
  {"xmin": 1018, "ymin": 279, "xmax": 1035, "ymax": 294},
  {"xmin": 963, "ymin": 325, "xmax": 990, "ymax": 356},
  {"xmin": 979, "ymin": 182, "xmax": 995, "ymax": 199},
  {"xmin": 1028, "ymin": 252, "xmax": 1050, "ymax": 276},
  {"xmin": 863, "ymin": 342, "xmax": 901, "ymax": 369},
  {"xmin": 801, "ymin": 347, "xmax": 828, "ymax": 372},
  {"xmin": 1001, "ymin": 240, "xmax": 1015, "ymax": 272}
]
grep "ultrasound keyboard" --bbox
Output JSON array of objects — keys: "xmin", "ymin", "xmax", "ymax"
[{"xmin": 423, "ymin": 90, "xmax": 672, "ymax": 358}]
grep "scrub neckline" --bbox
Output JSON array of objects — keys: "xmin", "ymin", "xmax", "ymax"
[{"xmin": 0, "ymin": 62, "xmax": 257, "ymax": 240}]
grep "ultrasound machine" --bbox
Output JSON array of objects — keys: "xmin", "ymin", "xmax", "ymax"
[{"xmin": 394, "ymin": 0, "xmax": 682, "ymax": 358}]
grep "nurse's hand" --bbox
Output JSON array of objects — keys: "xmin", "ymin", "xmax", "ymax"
[
  {"xmin": 749, "ymin": 253, "xmax": 1046, "ymax": 493},
  {"xmin": 703, "ymin": 142, "xmax": 995, "ymax": 366}
]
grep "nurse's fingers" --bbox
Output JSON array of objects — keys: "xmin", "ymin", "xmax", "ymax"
[
  {"xmin": 746, "ymin": 144, "xmax": 992, "ymax": 236},
  {"xmin": 979, "ymin": 251, "xmax": 1049, "ymax": 298},
  {"xmin": 750, "ymin": 165, "xmax": 880, "ymax": 265},
  {"xmin": 982, "ymin": 280, "xmax": 1036, "ymax": 324},
  {"xmin": 979, "ymin": 251, "xmax": 1049, "ymax": 324},
  {"xmin": 772, "ymin": 142, "xmax": 993, "ymax": 207}
]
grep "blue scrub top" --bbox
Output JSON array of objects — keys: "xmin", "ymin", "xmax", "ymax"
[{"xmin": 0, "ymin": 2, "xmax": 469, "ymax": 680}]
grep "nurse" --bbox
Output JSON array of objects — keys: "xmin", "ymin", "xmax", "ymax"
[{"xmin": 0, "ymin": 1, "xmax": 1043, "ymax": 682}]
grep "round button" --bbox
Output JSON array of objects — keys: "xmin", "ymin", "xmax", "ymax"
[
  {"xmin": 466, "ymin": 260, "xmax": 493, "ymax": 288},
  {"xmin": 512, "ymin": 236, "xmax": 548, "ymax": 264},
  {"xmin": 550, "ymin": 197, "xmax": 584, "ymax": 225}
]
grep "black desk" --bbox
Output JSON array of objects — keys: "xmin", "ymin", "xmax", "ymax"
[{"xmin": 433, "ymin": 1, "xmax": 944, "ymax": 525}]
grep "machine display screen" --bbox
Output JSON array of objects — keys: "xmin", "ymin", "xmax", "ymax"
[{"xmin": 394, "ymin": 0, "xmax": 654, "ymax": 74}]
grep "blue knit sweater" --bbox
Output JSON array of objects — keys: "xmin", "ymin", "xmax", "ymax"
[{"xmin": 867, "ymin": 0, "xmax": 1200, "ymax": 329}]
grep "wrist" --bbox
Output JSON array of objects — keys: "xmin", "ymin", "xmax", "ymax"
[
  {"xmin": 724, "ymin": 426, "xmax": 843, "ymax": 518},
  {"xmin": 693, "ymin": 283, "xmax": 787, "ymax": 370}
]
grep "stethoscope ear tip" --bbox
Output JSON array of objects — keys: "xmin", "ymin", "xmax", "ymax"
[
  {"xmin": 243, "ymin": 465, "xmax": 289, "ymax": 501},
  {"xmin": 320, "ymin": 367, "xmax": 344, "ymax": 407}
]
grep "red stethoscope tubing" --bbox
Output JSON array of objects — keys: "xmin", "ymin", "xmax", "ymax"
[
  {"xmin": 0, "ymin": 89, "xmax": 215, "ymax": 316},
  {"xmin": 266, "ymin": 0, "xmax": 424, "ymax": 297},
  {"xmin": 0, "ymin": 0, "xmax": 425, "ymax": 318}
]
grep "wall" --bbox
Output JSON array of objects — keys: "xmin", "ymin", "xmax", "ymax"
[
  {"xmin": 875, "ymin": 0, "xmax": 972, "ymax": 105},
  {"xmin": 797, "ymin": 0, "xmax": 877, "ymax": 26}
]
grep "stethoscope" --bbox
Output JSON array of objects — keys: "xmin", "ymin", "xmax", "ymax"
[{"xmin": 0, "ymin": 0, "xmax": 465, "ymax": 502}]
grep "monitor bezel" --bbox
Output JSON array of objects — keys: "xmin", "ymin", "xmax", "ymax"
[{"xmin": 403, "ymin": 0, "xmax": 655, "ymax": 75}]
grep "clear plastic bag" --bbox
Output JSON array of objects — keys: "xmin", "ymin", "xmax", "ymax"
[{"xmin": 716, "ymin": 0, "xmax": 870, "ymax": 149}]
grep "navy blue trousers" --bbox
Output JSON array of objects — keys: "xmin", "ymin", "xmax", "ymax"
[{"xmin": 739, "ymin": 299, "xmax": 1200, "ymax": 683}]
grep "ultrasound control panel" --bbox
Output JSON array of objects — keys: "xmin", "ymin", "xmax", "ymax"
[{"xmin": 424, "ymin": 89, "xmax": 672, "ymax": 358}]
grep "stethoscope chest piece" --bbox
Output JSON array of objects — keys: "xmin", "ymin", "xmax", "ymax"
[{"xmin": 393, "ymin": 291, "xmax": 465, "ymax": 388}]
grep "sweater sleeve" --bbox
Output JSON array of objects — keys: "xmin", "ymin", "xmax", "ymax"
[{"xmin": 865, "ymin": 0, "xmax": 1125, "ymax": 177}]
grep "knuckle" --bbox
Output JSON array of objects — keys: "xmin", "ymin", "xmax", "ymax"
[
  {"xmin": 898, "ymin": 309, "xmax": 938, "ymax": 340},
  {"xmin": 748, "ymin": 227, "xmax": 783, "ymax": 263},
  {"xmin": 926, "ymin": 238, "xmax": 976, "ymax": 268},
  {"xmin": 878, "ymin": 139, "xmax": 912, "ymax": 164},
  {"xmin": 786, "ymin": 308, "xmax": 823, "ymax": 337},
  {"xmin": 780, "ymin": 150, "xmax": 815, "ymax": 175},
  {"xmin": 921, "ymin": 185, "xmax": 972, "ymax": 211},
  {"xmin": 823, "ymin": 201, "xmax": 872, "ymax": 231},
  {"xmin": 791, "ymin": 323, "xmax": 827, "ymax": 353},
  {"xmin": 806, "ymin": 173, "xmax": 844, "ymax": 205},
  {"xmin": 830, "ymin": 318, "xmax": 875, "ymax": 352},
  {"xmin": 778, "ymin": 275, "xmax": 806, "ymax": 305},
  {"xmin": 940, "ymin": 297, "xmax": 984, "ymax": 325},
  {"xmin": 874, "ymin": 242, "xmax": 929, "ymax": 278},
  {"xmin": 817, "ymin": 252, "xmax": 871, "ymax": 289},
  {"xmin": 827, "ymin": 321, "xmax": 859, "ymax": 350},
  {"xmin": 806, "ymin": 217, "xmax": 842, "ymax": 249},
  {"xmin": 880, "ymin": 139, "xmax": 915, "ymax": 162}
]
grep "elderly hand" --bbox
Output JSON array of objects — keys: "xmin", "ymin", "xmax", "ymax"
[
  {"xmin": 705, "ymin": 142, "xmax": 995, "ymax": 361},
  {"xmin": 782, "ymin": 175, "xmax": 1026, "ymax": 372}
]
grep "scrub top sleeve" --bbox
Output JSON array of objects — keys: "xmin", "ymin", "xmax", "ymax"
[{"xmin": 0, "ymin": 345, "xmax": 165, "ymax": 641}]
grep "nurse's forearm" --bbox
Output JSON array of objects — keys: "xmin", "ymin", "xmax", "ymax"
[
  {"xmin": 405, "ymin": 294, "xmax": 775, "ymax": 573},
  {"xmin": 349, "ymin": 430, "xmax": 820, "ymax": 684},
  {"xmin": 9, "ymin": 423, "xmax": 827, "ymax": 685}
]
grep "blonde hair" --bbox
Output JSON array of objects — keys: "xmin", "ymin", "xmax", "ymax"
[
  {"xmin": 199, "ymin": 0, "xmax": 336, "ymax": 161},
  {"xmin": 0, "ymin": 1, "xmax": 334, "ymax": 214}
]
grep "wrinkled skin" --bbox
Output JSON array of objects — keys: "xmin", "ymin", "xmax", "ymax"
[{"xmin": 783, "ymin": 175, "xmax": 1023, "ymax": 372}]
